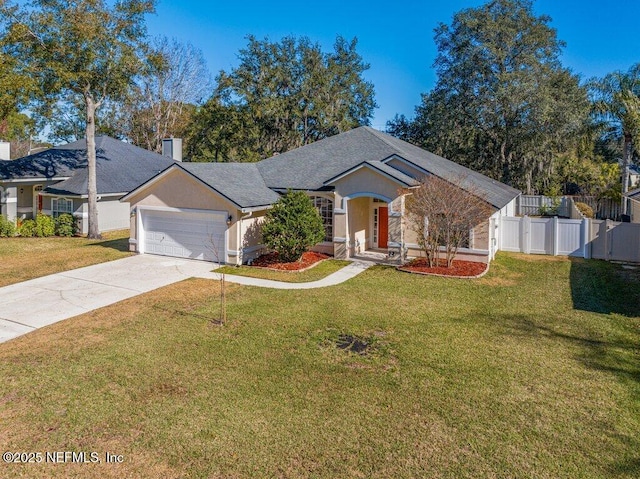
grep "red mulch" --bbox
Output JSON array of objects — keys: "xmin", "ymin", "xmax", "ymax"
[
  {"xmin": 399, "ymin": 258, "xmax": 488, "ymax": 277},
  {"xmin": 252, "ymin": 251, "xmax": 330, "ymax": 271}
]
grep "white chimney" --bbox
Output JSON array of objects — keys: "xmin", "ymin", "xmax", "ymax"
[
  {"xmin": 0, "ymin": 141, "xmax": 10, "ymax": 160},
  {"xmin": 162, "ymin": 138, "xmax": 182, "ymax": 162}
]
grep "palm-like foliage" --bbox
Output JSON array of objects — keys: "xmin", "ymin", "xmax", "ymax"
[{"xmin": 590, "ymin": 64, "xmax": 640, "ymax": 212}]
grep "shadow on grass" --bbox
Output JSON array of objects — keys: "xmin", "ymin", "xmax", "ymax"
[
  {"xmin": 490, "ymin": 311, "xmax": 640, "ymax": 476},
  {"xmin": 569, "ymin": 257, "xmax": 640, "ymax": 317},
  {"xmin": 85, "ymin": 236, "xmax": 130, "ymax": 253}
]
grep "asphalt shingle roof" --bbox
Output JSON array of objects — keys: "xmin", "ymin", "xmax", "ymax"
[
  {"xmin": 1, "ymin": 136, "xmax": 174, "ymax": 196},
  {"xmin": 256, "ymin": 126, "xmax": 520, "ymax": 209},
  {"xmin": 178, "ymin": 162, "xmax": 281, "ymax": 209}
]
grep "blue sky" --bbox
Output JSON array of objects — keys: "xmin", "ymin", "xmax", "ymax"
[{"xmin": 146, "ymin": 0, "xmax": 640, "ymax": 129}]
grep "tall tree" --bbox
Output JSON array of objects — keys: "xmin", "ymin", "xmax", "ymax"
[
  {"xmin": 3, "ymin": 0, "xmax": 155, "ymax": 238},
  {"xmin": 185, "ymin": 98, "xmax": 261, "ymax": 163},
  {"xmin": 590, "ymin": 64, "xmax": 640, "ymax": 213},
  {"xmin": 126, "ymin": 36, "xmax": 211, "ymax": 153},
  {"xmin": 191, "ymin": 35, "xmax": 376, "ymax": 162},
  {"xmin": 388, "ymin": 0, "xmax": 589, "ymax": 194}
]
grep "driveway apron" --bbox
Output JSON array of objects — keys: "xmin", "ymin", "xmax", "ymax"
[{"xmin": 0, "ymin": 255, "xmax": 216, "ymax": 344}]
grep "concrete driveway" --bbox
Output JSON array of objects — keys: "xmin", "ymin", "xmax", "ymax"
[{"xmin": 0, "ymin": 255, "xmax": 218, "ymax": 344}]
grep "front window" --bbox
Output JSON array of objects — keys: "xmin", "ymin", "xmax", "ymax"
[
  {"xmin": 311, "ymin": 196, "xmax": 333, "ymax": 242},
  {"xmin": 52, "ymin": 198, "xmax": 73, "ymax": 218}
]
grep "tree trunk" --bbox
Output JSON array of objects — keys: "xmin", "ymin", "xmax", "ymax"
[
  {"xmin": 85, "ymin": 94, "xmax": 101, "ymax": 239},
  {"xmin": 621, "ymin": 132, "xmax": 632, "ymax": 215}
]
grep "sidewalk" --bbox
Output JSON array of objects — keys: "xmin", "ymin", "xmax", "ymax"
[{"xmin": 195, "ymin": 260, "xmax": 374, "ymax": 289}]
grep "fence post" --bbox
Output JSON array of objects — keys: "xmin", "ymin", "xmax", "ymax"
[
  {"xmin": 552, "ymin": 216, "xmax": 559, "ymax": 256},
  {"xmin": 522, "ymin": 215, "xmax": 531, "ymax": 254},
  {"xmin": 605, "ymin": 219, "xmax": 611, "ymax": 261},
  {"xmin": 582, "ymin": 218, "xmax": 590, "ymax": 259}
]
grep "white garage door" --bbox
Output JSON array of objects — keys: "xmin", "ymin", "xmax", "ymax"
[{"xmin": 141, "ymin": 209, "xmax": 227, "ymax": 262}]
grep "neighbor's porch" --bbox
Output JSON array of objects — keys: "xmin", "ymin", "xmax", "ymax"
[{"xmin": 0, "ymin": 182, "xmax": 46, "ymax": 221}]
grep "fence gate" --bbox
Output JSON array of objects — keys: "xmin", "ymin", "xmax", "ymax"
[{"xmin": 590, "ymin": 220, "xmax": 640, "ymax": 262}]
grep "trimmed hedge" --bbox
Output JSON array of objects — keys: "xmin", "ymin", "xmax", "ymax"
[
  {"xmin": 18, "ymin": 219, "xmax": 36, "ymax": 237},
  {"xmin": 0, "ymin": 216, "xmax": 16, "ymax": 237},
  {"xmin": 55, "ymin": 213, "xmax": 77, "ymax": 237},
  {"xmin": 35, "ymin": 214, "xmax": 56, "ymax": 237}
]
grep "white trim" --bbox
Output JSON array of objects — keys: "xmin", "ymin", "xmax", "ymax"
[
  {"xmin": 324, "ymin": 162, "xmax": 414, "ymax": 187},
  {"xmin": 388, "ymin": 242, "xmax": 402, "ymax": 248},
  {"xmin": 333, "ymin": 237, "xmax": 347, "ymax": 243},
  {"xmin": 137, "ymin": 205, "xmax": 228, "ymax": 216},
  {"xmin": 39, "ymin": 192, "xmax": 128, "ymax": 199},
  {"xmin": 5, "ymin": 197, "xmax": 17, "ymax": 203},
  {"xmin": 1, "ymin": 177, "xmax": 70, "ymax": 183},
  {"xmin": 334, "ymin": 208, "xmax": 346, "ymax": 214},
  {"xmin": 227, "ymin": 250, "xmax": 241, "ymax": 257},
  {"xmin": 129, "ymin": 238, "xmax": 138, "ymax": 245},
  {"xmin": 389, "ymin": 212, "xmax": 401, "ymax": 218}
]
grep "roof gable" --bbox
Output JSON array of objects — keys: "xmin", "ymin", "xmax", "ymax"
[
  {"xmin": 123, "ymin": 162, "xmax": 280, "ymax": 211},
  {"xmin": 255, "ymin": 126, "xmax": 520, "ymax": 209},
  {"xmin": 324, "ymin": 161, "xmax": 418, "ymax": 187}
]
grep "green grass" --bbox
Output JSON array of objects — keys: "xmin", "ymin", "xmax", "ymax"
[
  {"xmin": 0, "ymin": 253, "xmax": 638, "ymax": 478},
  {"xmin": 0, "ymin": 230, "xmax": 132, "ymax": 287},
  {"xmin": 216, "ymin": 259, "xmax": 351, "ymax": 283}
]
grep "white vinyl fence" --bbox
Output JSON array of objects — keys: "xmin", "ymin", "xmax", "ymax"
[
  {"xmin": 517, "ymin": 195, "xmax": 571, "ymax": 217},
  {"xmin": 498, "ymin": 216, "xmax": 640, "ymax": 262},
  {"xmin": 500, "ymin": 216, "xmax": 588, "ymax": 257}
]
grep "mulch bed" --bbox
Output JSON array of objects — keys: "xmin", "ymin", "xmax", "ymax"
[
  {"xmin": 398, "ymin": 258, "xmax": 488, "ymax": 278},
  {"xmin": 251, "ymin": 251, "xmax": 330, "ymax": 271}
]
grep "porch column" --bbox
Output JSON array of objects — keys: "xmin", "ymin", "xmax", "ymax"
[
  {"xmin": 333, "ymin": 199, "xmax": 348, "ymax": 259},
  {"xmin": 387, "ymin": 195, "xmax": 404, "ymax": 263},
  {"xmin": 2, "ymin": 185, "xmax": 17, "ymax": 222}
]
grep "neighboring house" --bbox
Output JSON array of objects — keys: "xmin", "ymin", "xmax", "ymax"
[
  {"xmin": 626, "ymin": 187, "xmax": 640, "ymax": 223},
  {"xmin": 629, "ymin": 164, "xmax": 640, "ymax": 189},
  {"xmin": 122, "ymin": 127, "xmax": 521, "ymax": 265},
  {"xmin": 0, "ymin": 136, "xmax": 176, "ymax": 234}
]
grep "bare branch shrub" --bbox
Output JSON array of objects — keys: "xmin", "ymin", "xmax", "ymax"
[{"xmin": 404, "ymin": 174, "xmax": 494, "ymax": 267}]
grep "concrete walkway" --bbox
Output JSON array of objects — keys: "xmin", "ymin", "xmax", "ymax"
[
  {"xmin": 0, "ymin": 255, "xmax": 373, "ymax": 344},
  {"xmin": 202, "ymin": 260, "xmax": 373, "ymax": 289}
]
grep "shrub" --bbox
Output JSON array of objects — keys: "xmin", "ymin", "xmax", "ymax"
[
  {"xmin": 55, "ymin": 213, "xmax": 77, "ymax": 237},
  {"xmin": 0, "ymin": 216, "xmax": 16, "ymax": 237},
  {"xmin": 18, "ymin": 219, "xmax": 36, "ymax": 237},
  {"xmin": 261, "ymin": 190, "xmax": 325, "ymax": 263},
  {"xmin": 575, "ymin": 202, "xmax": 594, "ymax": 219},
  {"xmin": 34, "ymin": 214, "xmax": 56, "ymax": 237}
]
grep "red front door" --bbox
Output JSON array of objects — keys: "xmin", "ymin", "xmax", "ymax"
[{"xmin": 378, "ymin": 206, "xmax": 388, "ymax": 248}]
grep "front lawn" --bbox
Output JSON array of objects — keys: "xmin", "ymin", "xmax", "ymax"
[
  {"xmin": 0, "ymin": 253, "xmax": 638, "ymax": 478},
  {"xmin": 0, "ymin": 229, "xmax": 132, "ymax": 287},
  {"xmin": 216, "ymin": 259, "xmax": 351, "ymax": 283}
]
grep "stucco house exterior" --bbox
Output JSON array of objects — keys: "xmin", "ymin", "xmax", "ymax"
[
  {"xmin": 0, "ymin": 136, "xmax": 175, "ymax": 234},
  {"xmin": 123, "ymin": 127, "xmax": 521, "ymax": 265}
]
